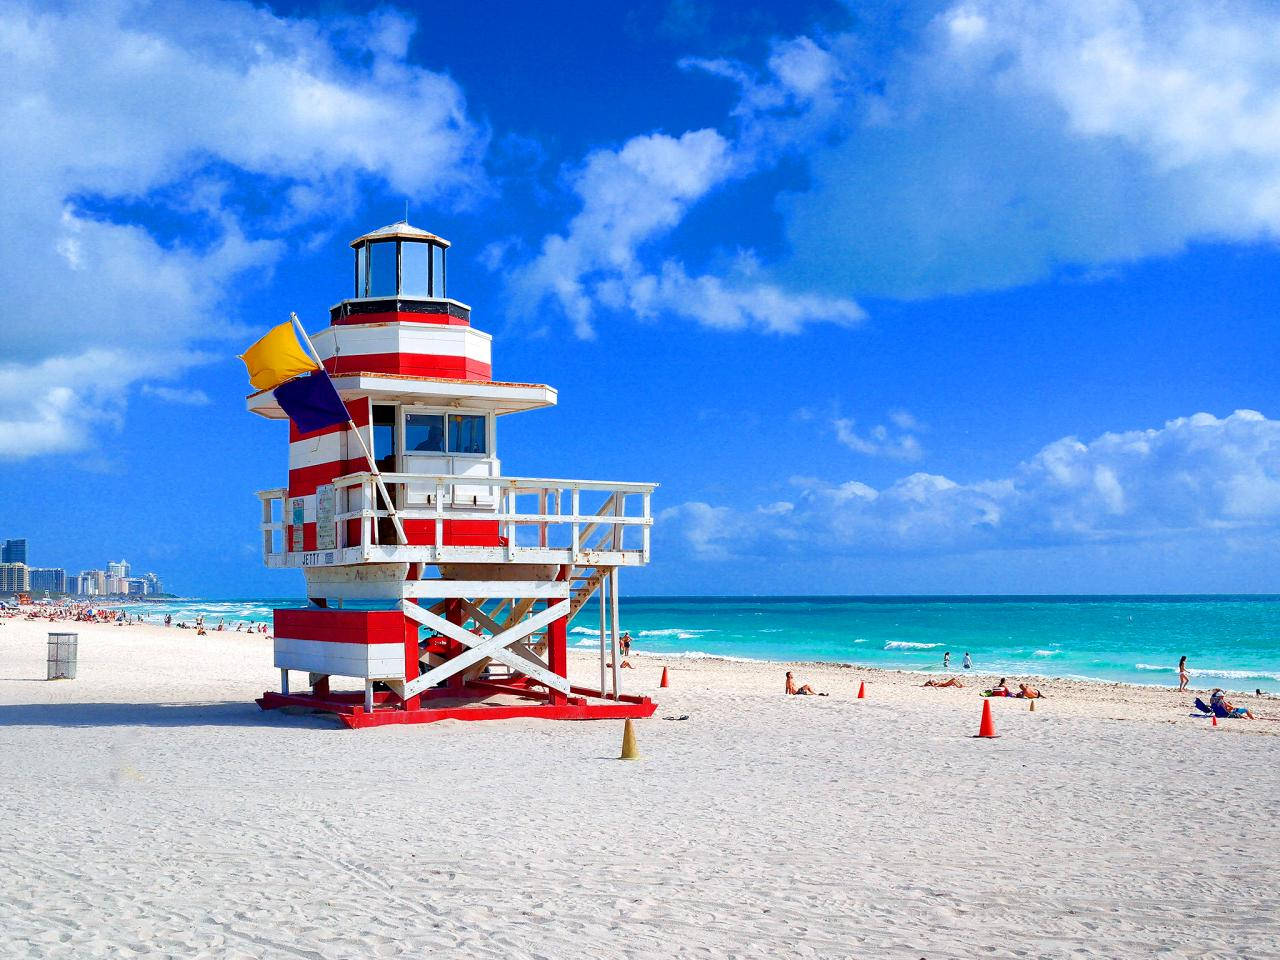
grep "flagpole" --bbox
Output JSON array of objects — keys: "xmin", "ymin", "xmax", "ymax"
[{"xmin": 289, "ymin": 312, "xmax": 408, "ymax": 546}]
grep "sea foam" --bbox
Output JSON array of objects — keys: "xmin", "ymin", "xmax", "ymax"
[
  {"xmin": 884, "ymin": 641, "xmax": 941, "ymax": 650},
  {"xmin": 1137, "ymin": 663, "xmax": 1280, "ymax": 682}
]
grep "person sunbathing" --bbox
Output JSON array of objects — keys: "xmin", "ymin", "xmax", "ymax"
[
  {"xmin": 785, "ymin": 671, "xmax": 828, "ymax": 696},
  {"xmin": 1210, "ymin": 689, "xmax": 1255, "ymax": 719},
  {"xmin": 1016, "ymin": 683, "xmax": 1042, "ymax": 699},
  {"xmin": 923, "ymin": 677, "xmax": 964, "ymax": 688},
  {"xmin": 984, "ymin": 678, "xmax": 1011, "ymax": 696}
]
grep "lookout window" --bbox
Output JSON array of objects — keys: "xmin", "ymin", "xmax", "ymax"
[
  {"xmin": 353, "ymin": 237, "xmax": 448, "ymax": 299},
  {"xmin": 448, "ymin": 414, "xmax": 486, "ymax": 455}
]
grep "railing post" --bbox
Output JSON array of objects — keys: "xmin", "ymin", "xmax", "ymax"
[
  {"xmin": 435, "ymin": 478, "xmax": 445, "ymax": 552},
  {"xmin": 504, "ymin": 484, "xmax": 516, "ymax": 561},
  {"xmin": 571, "ymin": 487, "xmax": 580, "ymax": 563},
  {"xmin": 538, "ymin": 488, "xmax": 548, "ymax": 548},
  {"xmin": 642, "ymin": 490, "xmax": 651, "ymax": 562},
  {"xmin": 261, "ymin": 495, "xmax": 272, "ymax": 561},
  {"xmin": 613, "ymin": 493, "xmax": 624, "ymax": 551},
  {"xmin": 361, "ymin": 480, "xmax": 373, "ymax": 555}
]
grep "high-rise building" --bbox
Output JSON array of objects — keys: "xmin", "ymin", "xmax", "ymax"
[
  {"xmin": 77, "ymin": 570, "xmax": 107, "ymax": 595},
  {"xmin": 143, "ymin": 572, "xmax": 163, "ymax": 595},
  {"xmin": 2, "ymin": 539, "xmax": 27, "ymax": 564},
  {"xmin": 28, "ymin": 568, "xmax": 66, "ymax": 594},
  {"xmin": 107, "ymin": 559, "xmax": 131, "ymax": 580},
  {"xmin": 0, "ymin": 563, "xmax": 30, "ymax": 594}
]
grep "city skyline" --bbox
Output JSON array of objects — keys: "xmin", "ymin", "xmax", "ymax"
[{"xmin": 0, "ymin": 536, "xmax": 165, "ymax": 597}]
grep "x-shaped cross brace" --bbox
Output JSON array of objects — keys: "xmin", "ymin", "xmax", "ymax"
[{"xmin": 397, "ymin": 598, "xmax": 570, "ymax": 701}]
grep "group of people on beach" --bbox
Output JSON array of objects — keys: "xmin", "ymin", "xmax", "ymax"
[
  {"xmin": 920, "ymin": 676, "xmax": 1041, "ymax": 698},
  {"xmin": 0, "ymin": 603, "xmax": 137, "ymax": 625},
  {"xmin": 781, "ymin": 668, "xmax": 1045, "ymax": 699},
  {"xmin": 0, "ymin": 602, "xmax": 270, "ymax": 637},
  {"xmin": 162, "ymin": 614, "xmax": 267, "ymax": 636}
]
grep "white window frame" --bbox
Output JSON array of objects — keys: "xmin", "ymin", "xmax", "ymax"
[{"xmin": 400, "ymin": 405, "xmax": 494, "ymax": 462}]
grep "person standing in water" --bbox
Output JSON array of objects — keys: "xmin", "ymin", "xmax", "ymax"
[
  {"xmin": 963, "ymin": 652, "xmax": 972, "ymax": 670},
  {"xmin": 943, "ymin": 651, "xmax": 951, "ymax": 670},
  {"xmin": 1178, "ymin": 655, "xmax": 1189, "ymax": 692}
]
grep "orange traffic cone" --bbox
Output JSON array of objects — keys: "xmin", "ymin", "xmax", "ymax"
[
  {"xmin": 973, "ymin": 699, "xmax": 999, "ymax": 738},
  {"xmin": 660, "ymin": 666, "xmax": 669, "ymax": 688},
  {"xmin": 857, "ymin": 681, "xmax": 866, "ymax": 699},
  {"xmin": 1212, "ymin": 715, "xmax": 1218, "ymax": 727}
]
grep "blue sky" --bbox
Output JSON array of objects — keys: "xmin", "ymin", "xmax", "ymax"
[{"xmin": 3, "ymin": 0, "xmax": 1280, "ymax": 597}]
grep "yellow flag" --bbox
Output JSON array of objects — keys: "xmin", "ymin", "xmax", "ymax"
[{"xmin": 239, "ymin": 321, "xmax": 319, "ymax": 391}]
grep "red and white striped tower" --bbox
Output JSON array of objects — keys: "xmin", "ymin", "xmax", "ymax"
[{"xmin": 247, "ymin": 222, "xmax": 656, "ymax": 727}]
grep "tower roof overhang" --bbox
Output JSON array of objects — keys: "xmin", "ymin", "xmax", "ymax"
[
  {"xmin": 246, "ymin": 373, "xmax": 557, "ymax": 420},
  {"xmin": 350, "ymin": 221, "xmax": 450, "ymax": 248}
]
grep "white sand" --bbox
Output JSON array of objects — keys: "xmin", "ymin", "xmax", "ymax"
[{"xmin": 1, "ymin": 617, "xmax": 1277, "ymax": 959}]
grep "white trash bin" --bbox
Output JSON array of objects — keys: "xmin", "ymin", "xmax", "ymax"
[{"xmin": 47, "ymin": 632, "xmax": 77, "ymax": 680}]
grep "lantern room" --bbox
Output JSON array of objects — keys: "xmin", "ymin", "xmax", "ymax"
[{"xmin": 351, "ymin": 221, "xmax": 448, "ymax": 300}]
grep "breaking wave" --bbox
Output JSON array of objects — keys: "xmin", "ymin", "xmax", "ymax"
[
  {"xmin": 884, "ymin": 641, "xmax": 941, "ymax": 650},
  {"xmin": 1136, "ymin": 664, "xmax": 1280, "ymax": 682}
]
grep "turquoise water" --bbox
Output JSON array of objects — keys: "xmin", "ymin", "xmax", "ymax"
[{"xmin": 116, "ymin": 595, "xmax": 1280, "ymax": 693}]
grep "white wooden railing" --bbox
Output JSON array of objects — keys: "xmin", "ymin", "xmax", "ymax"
[{"xmin": 257, "ymin": 472, "xmax": 655, "ymax": 568}]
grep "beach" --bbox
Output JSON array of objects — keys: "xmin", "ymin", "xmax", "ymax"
[{"xmin": 1, "ymin": 617, "xmax": 1277, "ymax": 959}]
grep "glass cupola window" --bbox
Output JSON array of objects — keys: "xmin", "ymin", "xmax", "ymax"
[{"xmin": 351, "ymin": 222, "xmax": 448, "ymax": 300}]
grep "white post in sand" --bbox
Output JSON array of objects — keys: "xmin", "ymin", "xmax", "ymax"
[
  {"xmin": 364, "ymin": 679, "xmax": 374, "ymax": 714},
  {"xmin": 280, "ymin": 669, "xmax": 289, "ymax": 695}
]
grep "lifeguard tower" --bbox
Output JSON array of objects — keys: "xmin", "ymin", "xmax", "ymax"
[{"xmin": 248, "ymin": 222, "xmax": 656, "ymax": 727}]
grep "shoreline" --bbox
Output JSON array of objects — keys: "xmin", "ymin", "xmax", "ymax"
[
  {"xmin": 8, "ymin": 599, "xmax": 1277, "ymax": 699},
  {"xmin": 617, "ymin": 647, "xmax": 1280, "ymax": 698},
  {"xmin": 570, "ymin": 648, "xmax": 1278, "ymax": 731},
  {"xmin": 3, "ymin": 616, "xmax": 1279, "ymax": 957}
]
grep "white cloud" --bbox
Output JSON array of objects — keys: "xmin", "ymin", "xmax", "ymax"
[
  {"xmin": 888, "ymin": 410, "xmax": 924, "ymax": 431},
  {"xmin": 0, "ymin": 350, "xmax": 205, "ymax": 459},
  {"xmin": 501, "ymin": 43, "xmax": 863, "ymax": 338},
  {"xmin": 665, "ymin": 410, "xmax": 1280, "ymax": 559},
  {"xmin": 833, "ymin": 413, "xmax": 925, "ymax": 460},
  {"xmin": 0, "ymin": 0, "xmax": 488, "ymax": 458},
  {"xmin": 140, "ymin": 385, "xmax": 211, "ymax": 406},
  {"xmin": 777, "ymin": 0, "xmax": 1280, "ymax": 297}
]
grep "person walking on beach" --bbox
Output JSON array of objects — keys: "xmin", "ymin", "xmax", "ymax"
[
  {"xmin": 963, "ymin": 652, "xmax": 972, "ymax": 670},
  {"xmin": 943, "ymin": 651, "xmax": 951, "ymax": 670},
  {"xmin": 1178, "ymin": 655, "xmax": 1189, "ymax": 692}
]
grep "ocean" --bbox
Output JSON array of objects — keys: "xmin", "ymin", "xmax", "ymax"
[{"xmin": 116, "ymin": 595, "xmax": 1280, "ymax": 693}]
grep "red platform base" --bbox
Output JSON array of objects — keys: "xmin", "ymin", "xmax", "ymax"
[{"xmin": 257, "ymin": 683, "xmax": 656, "ymax": 729}]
